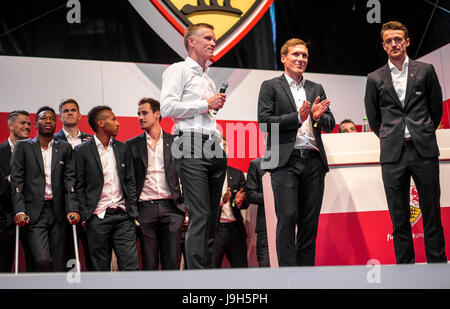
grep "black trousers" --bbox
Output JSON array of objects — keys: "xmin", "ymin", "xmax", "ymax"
[
  {"xmin": 174, "ymin": 133, "xmax": 227, "ymax": 269},
  {"xmin": 26, "ymin": 200, "xmax": 67, "ymax": 272},
  {"xmin": 256, "ymin": 230, "xmax": 270, "ymax": 268},
  {"xmin": 86, "ymin": 209, "xmax": 138, "ymax": 271},
  {"xmin": 381, "ymin": 142, "xmax": 447, "ymax": 264},
  {"xmin": 270, "ymin": 151, "xmax": 325, "ymax": 266},
  {"xmin": 213, "ymin": 221, "xmax": 248, "ymax": 268},
  {"xmin": 137, "ymin": 199, "xmax": 184, "ymax": 270},
  {"xmin": 0, "ymin": 215, "xmax": 15, "ymax": 272}
]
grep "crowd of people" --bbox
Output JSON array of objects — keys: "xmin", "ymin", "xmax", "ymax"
[{"xmin": 0, "ymin": 20, "xmax": 446, "ymax": 273}]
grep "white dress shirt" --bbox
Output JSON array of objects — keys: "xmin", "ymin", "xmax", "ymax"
[
  {"xmin": 8, "ymin": 138, "xmax": 14, "ymax": 153},
  {"xmin": 93, "ymin": 135, "xmax": 125, "ymax": 219},
  {"xmin": 139, "ymin": 131, "xmax": 172, "ymax": 202},
  {"xmin": 388, "ymin": 56, "xmax": 411, "ymax": 139},
  {"xmin": 63, "ymin": 128, "xmax": 83, "ymax": 148},
  {"xmin": 160, "ymin": 57, "xmax": 219, "ymax": 136},
  {"xmin": 219, "ymin": 171, "xmax": 236, "ymax": 223},
  {"xmin": 41, "ymin": 140, "xmax": 53, "ymax": 200},
  {"xmin": 284, "ymin": 73, "xmax": 319, "ymax": 151}
]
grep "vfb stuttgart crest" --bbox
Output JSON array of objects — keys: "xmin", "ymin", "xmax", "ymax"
[
  {"xmin": 130, "ymin": 0, "xmax": 274, "ymax": 62},
  {"xmin": 410, "ymin": 185, "xmax": 422, "ymax": 227}
]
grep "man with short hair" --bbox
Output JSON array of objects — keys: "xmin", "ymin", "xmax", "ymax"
[
  {"xmin": 127, "ymin": 98, "xmax": 185, "ymax": 270},
  {"xmin": 0, "ymin": 110, "xmax": 31, "ymax": 272},
  {"xmin": 338, "ymin": 119, "xmax": 357, "ymax": 133},
  {"xmin": 364, "ymin": 21, "xmax": 446, "ymax": 263},
  {"xmin": 75, "ymin": 105, "xmax": 139, "ymax": 271},
  {"xmin": 11, "ymin": 106, "xmax": 79, "ymax": 271},
  {"xmin": 54, "ymin": 98, "xmax": 92, "ymax": 147},
  {"xmin": 160, "ymin": 23, "xmax": 227, "ymax": 269},
  {"xmin": 54, "ymin": 98, "xmax": 93, "ymax": 271},
  {"xmin": 258, "ymin": 38, "xmax": 335, "ymax": 266}
]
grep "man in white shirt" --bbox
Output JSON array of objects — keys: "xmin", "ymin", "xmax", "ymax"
[
  {"xmin": 74, "ymin": 105, "xmax": 139, "ymax": 271},
  {"xmin": 11, "ymin": 106, "xmax": 79, "ymax": 271},
  {"xmin": 127, "ymin": 98, "xmax": 185, "ymax": 270},
  {"xmin": 258, "ymin": 38, "xmax": 335, "ymax": 266},
  {"xmin": 365, "ymin": 21, "xmax": 446, "ymax": 263},
  {"xmin": 160, "ymin": 23, "xmax": 227, "ymax": 269},
  {"xmin": 0, "ymin": 110, "xmax": 31, "ymax": 272}
]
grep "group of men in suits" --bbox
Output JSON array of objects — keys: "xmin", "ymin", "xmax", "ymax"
[{"xmin": 1, "ymin": 20, "xmax": 447, "ymax": 272}]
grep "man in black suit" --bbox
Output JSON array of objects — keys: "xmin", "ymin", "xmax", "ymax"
[
  {"xmin": 213, "ymin": 139, "xmax": 248, "ymax": 268},
  {"xmin": 245, "ymin": 157, "xmax": 269, "ymax": 267},
  {"xmin": 11, "ymin": 106, "xmax": 79, "ymax": 272},
  {"xmin": 54, "ymin": 99, "xmax": 92, "ymax": 147},
  {"xmin": 364, "ymin": 21, "xmax": 446, "ymax": 264},
  {"xmin": 74, "ymin": 105, "xmax": 139, "ymax": 271},
  {"xmin": 54, "ymin": 98, "xmax": 93, "ymax": 271},
  {"xmin": 258, "ymin": 38, "xmax": 335, "ymax": 266},
  {"xmin": 0, "ymin": 110, "xmax": 31, "ymax": 272},
  {"xmin": 126, "ymin": 98, "xmax": 185, "ymax": 270}
]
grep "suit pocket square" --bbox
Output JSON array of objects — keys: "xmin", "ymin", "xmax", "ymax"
[
  {"xmin": 415, "ymin": 91, "xmax": 422, "ymax": 95},
  {"xmin": 121, "ymin": 163, "xmax": 125, "ymax": 168},
  {"xmin": 59, "ymin": 161, "xmax": 64, "ymax": 165}
]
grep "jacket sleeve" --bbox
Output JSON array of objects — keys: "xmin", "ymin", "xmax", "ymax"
[
  {"xmin": 10, "ymin": 141, "xmax": 26, "ymax": 215},
  {"xmin": 74, "ymin": 146, "xmax": 88, "ymax": 222},
  {"xmin": 245, "ymin": 161, "xmax": 264, "ymax": 205},
  {"xmin": 364, "ymin": 73, "xmax": 381, "ymax": 137},
  {"xmin": 63, "ymin": 145, "xmax": 78, "ymax": 214},
  {"xmin": 426, "ymin": 64, "xmax": 443, "ymax": 129}
]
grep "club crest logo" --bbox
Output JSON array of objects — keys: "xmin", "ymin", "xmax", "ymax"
[
  {"xmin": 409, "ymin": 185, "xmax": 422, "ymax": 227},
  {"xmin": 130, "ymin": 0, "xmax": 274, "ymax": 62}
]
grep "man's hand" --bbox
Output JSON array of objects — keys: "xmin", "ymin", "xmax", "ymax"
[
  {"xmin": 234, "ymin": 188, "xmax": 246, "ymax": 208},
  {"xmin": 207, "ymin": 93, "xmax": 226, "ymax": 111},
  {"xmin": 14, "ymin": 213, "xmax": 29, "ymax": 227},
  {"xmin": 67, "ymin": 212, "xmax": 81, "ymax": 225},
  {"xmin": 311, "ymin": 96, "xmax": 330, "ymax": 121},
  {"xmin": 299, "ymin": 100, "xmax": 310, "ymax": 122},
  {"xmin": 222, "ymin": 187, "xmax": 231, "ymax": 205}
]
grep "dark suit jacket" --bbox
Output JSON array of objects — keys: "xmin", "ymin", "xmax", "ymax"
[
  {"xmin": 74, "ymin": 138, "xmax": 138, "ymax": 222},
  {"xmin": 0, "ymin": 140, "xmax": 13, "ymax": 228},
  {"xmin": 10, "ymin": 137, "xmax": 78, "ymax": 224},
  {"xmin": 54, "ymin": 129, "xmax": 92, "ymax": 144},
  {"xmin": 258, "ymin": 74, "xmax": 335, "ymax": 171},
  {"xmin": 217, "ymin": 166, "xmax": 249, "ymax": 238},
  {"xmin": 245, "ymin": 158, "xmax": 267, "ymax": 233},
  {"xmin": 126, "ymin": 131, "xmax": 185, "ymax": 214},
  {"xmin": 364, "ymin": 59, "xmax": 443, "ymax": 163}
]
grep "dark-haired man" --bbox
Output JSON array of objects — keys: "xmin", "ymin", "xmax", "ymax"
[
  {"xmin": 127, "ymin": 98, "xmax": 185, "ymax": 270},
  {"xmin": 11, "ymin": 106, "xmax": 79, "ymax": 271},
  {"xmin": 54, "ymin": 98, "xmax": 93, "ymax": 271},
  {"xmin": 364, "ymin": 21, "xmax": 446, "ymax": 263},
  {"xmin": 74, "ymin": 105, "xmax": 139, "ymax": 271},
  {"xmin": 0, "ymin": 110, "xmax": 31, "ymax": 272}
]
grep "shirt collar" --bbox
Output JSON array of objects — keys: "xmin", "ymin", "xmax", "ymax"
[
  {"xmin": 388, "ymin": 56, "xmax": 409, "ymax": 72},
  {"xmin": 284, "ymin": 73, "xmax": 305, "ymax": 89},
  {"xmin": 185, "ymin": 57, "xmax": 209, "ymax": 74},
  {"xmin": 63, "ymin": 128, "xmax": 81, "ymax": 139},
  {"xmin": 145, "ymin": 130, "xmax": 163, "ymax": 144},
  {"xmin": 8, "ymin": 138, "xmax": 13, "ymax": 149},
  {"xmin": 94, "ymin": 134, "xmax": 113, "ymax": 149}
]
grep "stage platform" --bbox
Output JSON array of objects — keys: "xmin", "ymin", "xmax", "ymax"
[{"xmin": 1, "ymin": 263, "xmax": 449, "ymax": 289}]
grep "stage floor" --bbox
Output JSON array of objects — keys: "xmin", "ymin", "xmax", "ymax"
[{"xmin": 1, "ymin": 263, "xmax": 449, "ymax": 289}]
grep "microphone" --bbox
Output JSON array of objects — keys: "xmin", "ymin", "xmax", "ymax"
[{"xmin": 212, "ymin": 81, "xmax": 229, "ymax": 116}]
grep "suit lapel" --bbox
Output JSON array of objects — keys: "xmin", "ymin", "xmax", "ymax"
[
  {"xmin": 279, "ymin": 75, "xmax": 298, "ymax": 112},
  {"xmin": 404, "ymin": 60, "xmax": 417, "ymax": 107},
  {"xmin": 380, "ymin": 64, "xmax": 403, "ymax": 108},
  {"xmin": 139, "ymin": 133, "xmax": 148, "ymax": 171},
  {"xmin": 51, "ymin": 140, "xmax": 59, "ymax": 173},
  {"xmin": 31, "ymin": 137, "xmax": 45, "ymax": 174},
  {"xmin": 112, "ymin": 140, "xmax": 123, "ymax": 179},
  {"xmin": 88, "ymin": 139, "xmax": 103, "ymax": 173}
]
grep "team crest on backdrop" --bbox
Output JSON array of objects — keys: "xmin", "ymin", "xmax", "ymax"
[
  {"xmin": 409, "ymin": 185, "xmax": 422, "ymax": 227},
  {"xmin": 129, "ymin": 0, "xmax": 274, "ymax": 62}
]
